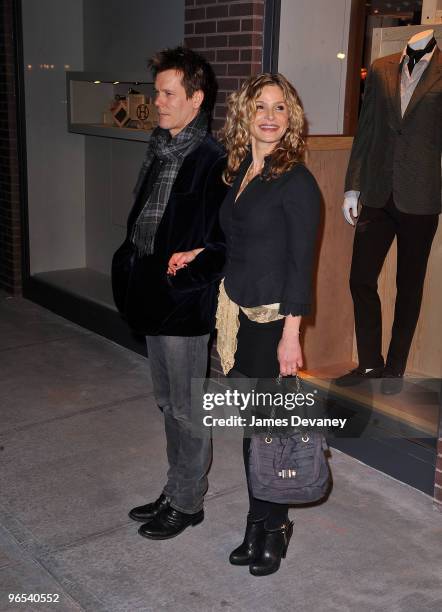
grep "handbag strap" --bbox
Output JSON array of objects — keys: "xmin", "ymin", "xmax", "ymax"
[{"xmin": 265, "ymin": 374, "xmax": 303, "ymax": 442}]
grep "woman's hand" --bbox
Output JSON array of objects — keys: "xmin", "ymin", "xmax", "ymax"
[
  {"xmin": 167, "ymin": 248, "xmax": 203, "ymax": 275},
  {"xmin": 277, "ymin": 315, "xmax": 303, "ymax": 376}
]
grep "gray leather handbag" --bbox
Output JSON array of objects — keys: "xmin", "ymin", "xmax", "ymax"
[{"xmin": 248, "ymin": 376, "xmax": 331, "ymax": 504}]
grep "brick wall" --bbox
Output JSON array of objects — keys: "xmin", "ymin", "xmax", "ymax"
[
  {"xmin": 185, "ymin": 0, "xmax": 265, "ymax": 387},
  {"xmin": 184, "ymin": 0, "xmax": 265, "ymax": 131},
  {"xmin": 0, "ymin": 0, "xmax": 22, "ymax": 295}
]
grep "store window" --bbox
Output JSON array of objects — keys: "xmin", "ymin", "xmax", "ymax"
[
  {"xmin": 21, "ymin": 0, "xmax": 184, "ymax": 308},
  {"xmin": 276, "ymin": 0, "xmax": 438, "ymax": 135}
]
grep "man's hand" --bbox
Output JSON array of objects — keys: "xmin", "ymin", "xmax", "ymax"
[{"xmin": 167, "ymin": 248, "xmax": 203, "ymax": 275}]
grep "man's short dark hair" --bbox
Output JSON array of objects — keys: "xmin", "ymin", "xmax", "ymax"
[{"xmin": 149, "ymin": 46, "xmax": 217, "ymax": 115}]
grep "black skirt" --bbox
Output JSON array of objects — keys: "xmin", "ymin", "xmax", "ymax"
[{"xmin": 233, "ymin": 309, "xmax": 284, "ymax": 379}]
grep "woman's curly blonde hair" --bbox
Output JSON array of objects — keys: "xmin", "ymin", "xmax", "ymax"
[{"xmin": 220, "ymin": 73, "xmax": 306, "ymax": 185}]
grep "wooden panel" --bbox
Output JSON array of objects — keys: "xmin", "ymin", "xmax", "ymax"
[
  {"xmin": 306, "ymin": 136, "xmax": 353, "ymax": 151},
  {"xmin": 412, "ymin": 222, "xmax": 442, "ymax": 376},
  {"xmin": 303, "ymin": 139, "xmax": 355, "ymax": 369}
]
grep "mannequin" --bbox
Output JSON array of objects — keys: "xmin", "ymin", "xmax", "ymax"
[
  {"xmin": 343, "ymin": 30, "xmax": 437, "ymax": 225},
  {"xmin": 338, "ymin": 29, "xmax": 441, "ymax": 393}
]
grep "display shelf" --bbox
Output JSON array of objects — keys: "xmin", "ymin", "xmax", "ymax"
[
  {"xmin": 67, "ymin": 71, "xmax": 156, "ymax": 142},
  {"xmin": 69, "ymin": 122, "xmax": 152, "ymax": 142}
]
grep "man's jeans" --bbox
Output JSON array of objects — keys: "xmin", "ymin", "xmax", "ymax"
[{"xmin": 145, "ymin": 334, "xmax": 211, "ymax": 514}]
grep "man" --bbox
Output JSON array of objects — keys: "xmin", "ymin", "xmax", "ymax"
[{"xmin": 118, "ymin": 47, "xmax": 227, "ymax": 539}]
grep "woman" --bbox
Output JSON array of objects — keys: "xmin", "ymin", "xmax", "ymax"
[{"xmin": 168, "ymin": 73, "xmax": 320, "ymax": 576}]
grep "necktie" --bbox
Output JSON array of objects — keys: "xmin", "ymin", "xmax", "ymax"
[{"xmin": 405, "ymin": 37, "xmax": 436, "ymax": 74}]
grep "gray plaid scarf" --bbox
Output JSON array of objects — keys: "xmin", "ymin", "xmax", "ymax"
[{"xmin": 131, "ymin": 111, "xmax": 208, "ymax": 255}]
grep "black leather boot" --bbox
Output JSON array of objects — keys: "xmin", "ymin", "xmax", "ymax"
[
  {"xmin": 249, "ymin": 521, "xmax": 294, "ymax": 576},
  {"xmin": 229, "ymin": 516, "xmax": 266, "ymax": 566},
  {"xmin": 128, "ymin": 493, "xmax": 170, "ymax": 522},
  {"xmin": 138, "ymin": 507, "xmax": 204, "ymax": 540}
]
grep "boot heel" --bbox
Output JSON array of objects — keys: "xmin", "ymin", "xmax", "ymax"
[
  {"xmin": 191, "ymin": 512, "xmax": 204, "ymax": 527},
  {"xmin": 249, "ymin": 520, "xmax": 294, "ymax": 576},
  {"xmin": 282, "ymin": 521, "xmax": 294, "ymax": 558}
]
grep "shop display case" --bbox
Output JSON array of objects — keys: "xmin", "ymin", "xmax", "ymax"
[
  {"xmin": 24, "ymin": 71, "xmax": 156, "ymax": 353},
  {"xmin": 19, "ymin": 0, "xmax": 184, "ymax": 356},
  {"xmin": 67, "ymin": 72, "xmax": 156, "ymax": 142}
]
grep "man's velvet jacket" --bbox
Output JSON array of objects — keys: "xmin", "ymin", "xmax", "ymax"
[{"xmin": 114, "ymin": 134, "xmax": 228, "ymax": 336}]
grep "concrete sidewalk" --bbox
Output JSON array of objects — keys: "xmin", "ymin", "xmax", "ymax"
[{"xmin": 0, "ymin": 292, "xmax": 441, "ymax": 612}]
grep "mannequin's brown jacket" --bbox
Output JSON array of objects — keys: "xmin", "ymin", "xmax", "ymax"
[{"xmin": 345, "ymin": 47, "xmax": 441, "ymax": 214}]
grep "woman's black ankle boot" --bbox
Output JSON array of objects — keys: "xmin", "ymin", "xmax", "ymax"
[
  {"xmin": 229, "ymin": 516, "xmax": 266, "ymax": 565},
  {"xmin": 249, "ymin": 521, "xmax": 294, "ymax": 576}
]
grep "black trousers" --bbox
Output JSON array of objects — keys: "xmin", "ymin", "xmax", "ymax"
[
  {"xmin": 350, "ymin": 196, "xmax": 438, "ymax": 374},
  {"xmin": 234, "ymin": 311, "xmax": 289, "ymax": 529}
]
